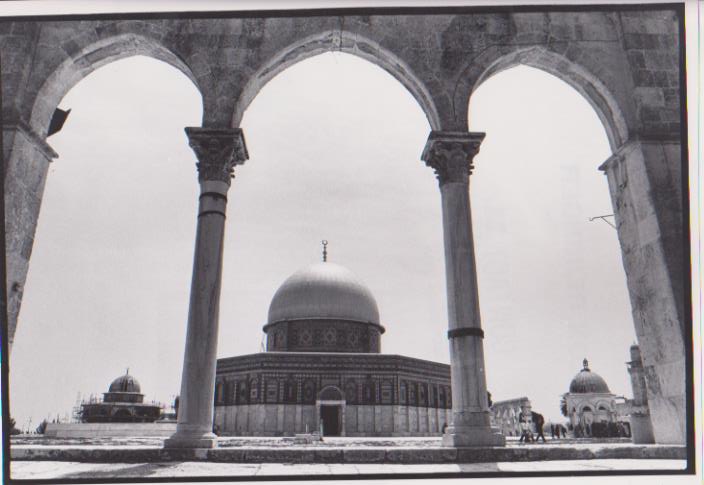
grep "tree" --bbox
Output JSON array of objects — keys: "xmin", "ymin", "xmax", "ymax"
[
  {"xmin": 8, "ymin": 417, "xmax": 21, "ymax": 436},
  {"xmin": 560, "ymin": 396, "xmax": 568, "ymax": 417}
]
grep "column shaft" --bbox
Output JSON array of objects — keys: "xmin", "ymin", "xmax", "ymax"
[
  {"xmin": 164, "ymin": 128, "xmax": 247, "ymax": 449},
  {"xmin": 422, "ymin": 131, "xmax": 504, "ymax": 447}
]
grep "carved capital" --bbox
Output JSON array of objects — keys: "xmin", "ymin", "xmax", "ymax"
[
  {"xmin": 421, "ymin": 131, "xmax": 485, "ymax": 185},
  {"xmin": 185, "ymin": 127, "xmax": 249, "ymax": 184}
]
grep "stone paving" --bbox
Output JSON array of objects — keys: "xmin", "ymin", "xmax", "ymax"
[
  {"xmin": 7, "ymin": 434, "xmax": 641, "ymax": 449},
  {"xmin": 10, "ymin": 435, "xmax": 689, "ymax": 480},
  {"xmin": 11, "ymin": 458, "xmax": 687, "ymax": 480}
]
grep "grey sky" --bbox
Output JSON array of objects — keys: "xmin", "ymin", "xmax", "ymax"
[{"xmin": 10, "ymin": 51, "xmax": 636, "ymax": 430}]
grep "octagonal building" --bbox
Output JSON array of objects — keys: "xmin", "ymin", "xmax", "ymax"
[
  {"xmin": 214, "ymin": 259, "xmax": 452, "ymax": 436},
  {"xmin": 80, "ymin": 371, "xmax": 161, "ymax": 423}
]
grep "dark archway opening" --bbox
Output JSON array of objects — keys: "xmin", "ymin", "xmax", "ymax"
[{"xmin": 320, "ymin": 405, "xmax": 341, "ymax": 436}]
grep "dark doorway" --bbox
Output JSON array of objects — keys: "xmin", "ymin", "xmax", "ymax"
[
  {"xmin": 320, "ymin": 405, "xmax": 341, "ymax": 436},
  {"xmin": 112, "ymin": 408, "xmax": 134, "ymax": 422}
]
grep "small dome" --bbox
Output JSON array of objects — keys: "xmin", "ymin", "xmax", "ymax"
[
  {"xmin": 569, "ymin": 359, "xmax": 610, "ymax": 394},
  {"xmin": 267, "ymin": 262, "xmax": 380, "ymax": 325},
  {"xmin": 108, "ymin": 372, "xmax": 141, "ymax": 394}
]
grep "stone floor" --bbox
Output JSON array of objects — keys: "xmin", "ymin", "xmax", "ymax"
[
  {"xmin": 6, "ymin": 434, "xmax": 649, "ymax": 449},
  {"xmin": 10, "ymin": 435, "xmax": 689, "ymax": 480},
  {"xmin": 11, "ymin": 458, "xmax": 687, "ymax": 480}
]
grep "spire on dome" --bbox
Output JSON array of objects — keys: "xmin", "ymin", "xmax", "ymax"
[
  {"xmin": 582, "ymin": 358, "xmax": 589, "ymax": 371},
  {"xmin": 322, "ymin": 240, "xmax": 328, "ymax": 262}
]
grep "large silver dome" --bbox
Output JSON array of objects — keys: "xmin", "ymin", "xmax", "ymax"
[{"xmin": 267, "ymin": 262, "xmax": 380, "ymax": 325}]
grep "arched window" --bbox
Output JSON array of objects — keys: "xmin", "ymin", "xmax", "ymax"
[
  {"xmin": 215, "ymin": 381, "xmax": 224, "ymax": 405},
  {"xmin": 265, "ymin": 379, "xmax": 279, "ymax": 403},
  {"xmin": 237, "ymin": 380, "xmax": 249, "ymax": 404},
  {"xmin": 419, "ymin": 383, "xmax": 428, "ymax": 407},
  {"xmin": 284, "ymin": 378, "xmax": 298, "ymax": 403},
  {"xmin": 224, "ymin": 381, "xmax": 234, "ymax": 405},
  {"xmin": 363, "ymin": 380, "xmax": 376, "ymax": 404},
  {"xmin": 302, "ymin": 379, "xmax": 316, "ymax": 404},
  {"xmin": 345, "ymin": 380, "xmax": 357, "ymax": 404},
  {"xmin": 399, "ymin": 381, "xmax": 408, "ymax": 405},
  {"xmin": 408, "ymin": 382, "xmax": 417, "ymax": 406},
  {"xmin": 249, "ymin": 378, "xmax": 260, "ymax": 403}
]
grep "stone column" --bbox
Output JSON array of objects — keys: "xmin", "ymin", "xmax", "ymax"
[
  {"xmin": 627, "ymin": 344, "xmax": 655, "ymax": 444},
  {"xmin": 599, "ymin": 138, "xmax": 686, "ymax": 444},
  {"xmin": 164, "ymin": 127, "xmax": 248, "ymax": 449},
  {"xmin": 421, "ymin": 131, "xmax": 504, "ymax": 447},
  {"xmin": 3, "ymin": 122, "xmax": 58, "ymax": 354}
]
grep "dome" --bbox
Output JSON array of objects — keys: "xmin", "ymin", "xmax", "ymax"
[
  {"xmin": 569, "ymin": 359, "xmax": 610, "ymax": 394},
  {"xmin": 108, "ymin": 372, "xmax": 141, "ymax": 394},
  {"xmin": 267, "ymin": 262, "xmax": 380, "ymax": 325}
]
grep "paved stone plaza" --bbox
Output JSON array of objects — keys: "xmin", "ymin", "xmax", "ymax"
[
  {"xmin": 11, "ymin": 458, "xmax": 687, "ymax": 480},
  {"xmin": 10, "ymin": 436, "xmax": 687, "ymax": 480}
]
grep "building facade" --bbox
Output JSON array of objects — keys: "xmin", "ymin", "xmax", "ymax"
[
  {"xmin": 619, "ymin": 344, "xmax": 655, "ymax": 443},
  {"xmin": 214, "ymin": 261, "xmax": 452, "ymax": 436},
  {"xmin": 80, "ymin": 372, "xmax": 161, "ymax": 423},
  {"xmin": 490, "ymin": 397, "xmax": 531, "ymax": 437},
  {"xmin": 563, "ymin": 359, "xmax": 629, "ymax": 438}
]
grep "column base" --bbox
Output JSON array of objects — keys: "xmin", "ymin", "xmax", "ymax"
[
  {"xmin": 163, "ymin": 432, "xmax": 218, "ymax": 449},
  {"xmin": 442, "ymin": 425, "xmax": 506, "ymax": 447}
]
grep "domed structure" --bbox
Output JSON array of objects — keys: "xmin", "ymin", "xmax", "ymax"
[
  {"xmin": 108, "ymin": 372, "xmax": 141, "ymax": 394},
  {"xmin": 263, "ymin": 261, "xmax": 386, "ymax": 353},
  {"xmin": 569, "ymin": 359, "xmax": 611, "ymax": 394},
  {"xmin": 563, "ymin": 359, "xmax": 621, "ymax": 438},
  {"xmin": 214, "ymin": 247, "xmax": 453, "ymax": 437},
  {"xmin": 267, "ymin": 262, "xmax": 380, "ymax": 325},
  {"xmin": 80, "ymin": 370, "xmax": 161, "ymax": 423}
]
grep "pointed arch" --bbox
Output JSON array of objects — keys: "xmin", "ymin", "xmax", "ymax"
[
  {"xmin": 28, "ymin": 32, "xmax": 202, "ymax": 137},
  {"xmin": 232, "ymin": 30, "xmax": 440, "ymax": 130},
  {"xmin": 459, "ymin": 45, "xmax": 629, "ymax": 151}
]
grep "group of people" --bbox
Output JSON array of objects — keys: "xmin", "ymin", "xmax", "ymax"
[
  {"xmin": 550, "ymin": 423, "xmax": 568, "ymax": 439},
  {"xmin": 518, "ymin": 407, "xmax": 567, "ymax": 443},
  {"xmin": 572, "ymin": 420, "xmax": 628, "ymax": 438}
]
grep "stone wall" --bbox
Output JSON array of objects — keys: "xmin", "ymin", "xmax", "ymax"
[
  {"xmin": 214, "ymin": 404, "xmax": 450, "ymax": 436},
  {"xmin": 43, "ymin": 422, "xmax": 177, "ymax": 438},
  {"xmin": 600, "ymin": 140, "xmax": 686, "ymax": 444},
  {"xmin": 3, "ymin": 124, "xmax": 56, "ymax": 350}
]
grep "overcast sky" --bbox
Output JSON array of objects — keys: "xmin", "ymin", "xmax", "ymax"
[{"xmin": 9, "ymin": 51, "xmax": 637, "ymax": 430}]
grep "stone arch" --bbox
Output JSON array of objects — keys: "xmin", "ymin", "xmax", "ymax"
[
  {"xmin": 28, "ymin": 32, "xmax": 202, "ymax": 138},
  {"xmin": 595, "ymin": 400, "xmax": 612, "ymax": 411},
  {"xmin": 458, "ymin": 45, "xmax": 628, "ymax": 151},
  {"xmin": 580, "ymin": 404, "xmax": 594, "ymax": 413},
  {"xmin": 318, "ymin": 386, "xmax": 344, "ymax": 402},
  {"xmin": 112, "ymin": 408, "xmax": 134, "ymax": 422},
  {"xmin": 232, "ymin": 30, "xmax": 440, "ymax": 129},
  {"xmin": 6, "ymin": 32, "xmax": 205, "ymax": 352}
]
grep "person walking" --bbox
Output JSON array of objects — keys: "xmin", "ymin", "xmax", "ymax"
[
  {"xmin": 532, "ymin": 411, "xmax": 546, "ymax": 443},
  {"xmin": 518, "ymin": 407, "xmax": 533, "ymax": 443}
]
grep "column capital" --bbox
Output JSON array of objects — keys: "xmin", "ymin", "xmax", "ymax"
[
  {"xmin": 421, "ymin": 131, "xmax": 485, "ymax": 185},
  {"xmin": 185, "ymin": 127, "xmax": 249, "ymax": 185}
]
